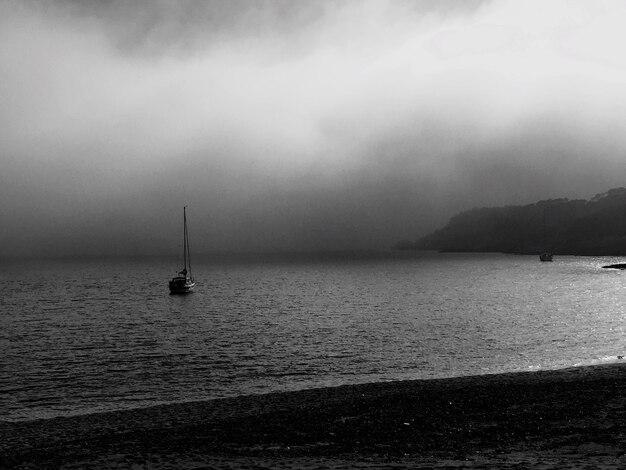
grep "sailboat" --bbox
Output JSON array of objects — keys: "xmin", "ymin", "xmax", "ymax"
[{"xmin": 169, "ymin": 206, "xmax": 195, "ymax": 294}]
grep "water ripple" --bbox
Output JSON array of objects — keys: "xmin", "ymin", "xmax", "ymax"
[{"xmin": 2, "ymin": 254, "xmax": 626, "ymax": 421}]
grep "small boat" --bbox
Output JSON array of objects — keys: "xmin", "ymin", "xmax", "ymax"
[
  {"xmin": 539, "ymin": 252, "xmax": 553, "ymax": 262},
  {"xmin": 602, "ymin": 263, "xmax": 626, "ymax": 270},
  {"xmin": 169, "ymin": 206, "xmax": 195, "ymax": 294}
]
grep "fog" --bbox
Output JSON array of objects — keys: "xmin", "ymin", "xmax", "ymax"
[{"xmin": 2, "ymin": 0, "xmax": 626, "ymax": 258}]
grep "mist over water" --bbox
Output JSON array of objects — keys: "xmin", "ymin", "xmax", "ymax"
[
  {"xmin": 3, "ymin": 1, "xmax": 626, "ymax": 257},
  {"xmin": 3, "ymin": 253, "xmax": 625, "ymax": 422}
]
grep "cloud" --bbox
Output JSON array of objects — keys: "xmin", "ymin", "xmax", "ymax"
[{"xmin": 2, "ymin": 0, "xmax": 626, "ymax": 257}]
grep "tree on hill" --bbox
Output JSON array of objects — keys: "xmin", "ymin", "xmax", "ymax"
[{"xmin": 400, "ymin": 188, "xmax": 626, "ymax": 255}]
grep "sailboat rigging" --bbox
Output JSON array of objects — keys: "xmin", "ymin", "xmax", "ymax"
[{"xmin": 169, "ymin": 206, "xmax": 196, "ymax": 294}]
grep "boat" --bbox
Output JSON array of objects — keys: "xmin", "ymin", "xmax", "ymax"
[
  {"xmin": 539, "ymin": 252, "xmax": 553, "ymax": 262},
  {"xmin": 169, "ymin": 206, "xmax": 195, "ymax": 294}
]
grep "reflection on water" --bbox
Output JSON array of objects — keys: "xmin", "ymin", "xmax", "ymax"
[{"xmin": 2, "ymin": 253, "xmax": 625, "ymax": 421}]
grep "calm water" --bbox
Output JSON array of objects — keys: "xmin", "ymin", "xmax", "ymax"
[{"xmin": 2, "ymin": 252, "xmax": 625, "ymax": 422}]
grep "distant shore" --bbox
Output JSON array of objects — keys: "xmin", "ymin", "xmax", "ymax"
[{"xmin": 2, "ymin": 363, "xmax": 626, "ymax": 469}]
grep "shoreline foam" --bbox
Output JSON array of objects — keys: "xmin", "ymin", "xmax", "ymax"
[{"xmin": 2, "ymin": 363, "xmax": 626, "ymax": 468}]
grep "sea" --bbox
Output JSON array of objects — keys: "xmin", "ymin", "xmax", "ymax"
[{"xmin": 2, "ymin": 252, "xmax": 625, "ymax": 422}]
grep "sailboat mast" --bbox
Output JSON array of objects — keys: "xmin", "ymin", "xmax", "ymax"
[
  {"xmin": 183, "ymin": 206, "xmax": 188, "ymax": 273},
  {"xmin": 184, "ymin": 206, "xmax": 191, "ymax": 276}
]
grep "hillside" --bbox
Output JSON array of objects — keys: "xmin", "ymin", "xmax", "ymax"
[{"xmin": 399, "ymin": 188, "xmax": 626, "ymax": 255}]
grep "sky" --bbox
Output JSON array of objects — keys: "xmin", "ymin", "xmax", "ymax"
[{"xmin": 2, "ymin": 0, "xmax": 626, "ymax": 258}]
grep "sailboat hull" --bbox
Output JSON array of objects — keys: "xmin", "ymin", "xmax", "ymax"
[{"xmin": 169, "ymin": 277, "xmax": 195, "ymax": 294}]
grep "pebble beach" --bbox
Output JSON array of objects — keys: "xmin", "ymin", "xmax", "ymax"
[{"xmin": 2, "ymin": 363, "xmax": 626, "ymax": 469}]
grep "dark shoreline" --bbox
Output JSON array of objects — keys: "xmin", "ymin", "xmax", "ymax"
[{"xmin": 2, "ymin": 363, "xmax": 626, "ymax": 468}]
